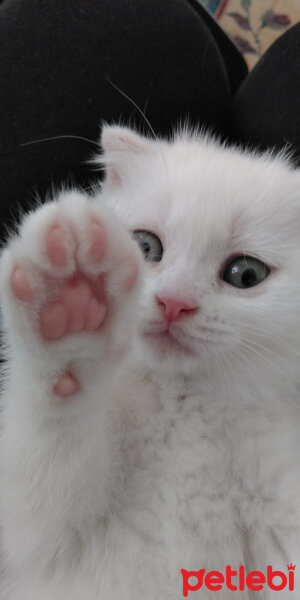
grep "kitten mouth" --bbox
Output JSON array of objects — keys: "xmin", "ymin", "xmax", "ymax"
[{"xmin": 143, "ymin": 329, "xmax": 194, "ymax": 355}]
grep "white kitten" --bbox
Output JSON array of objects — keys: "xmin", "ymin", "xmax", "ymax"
[{"xmin": 0, "ymin": 126, "xmax": 299, "ymax": 600}]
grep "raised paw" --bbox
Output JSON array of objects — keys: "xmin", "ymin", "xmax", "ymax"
[
  {"xmin": 10, "ymin": 219, "xmax": 113, "ymax": 339},
  {"xmin": 0, "ymin": 191, "xmax": 142, "ymax": 393}
]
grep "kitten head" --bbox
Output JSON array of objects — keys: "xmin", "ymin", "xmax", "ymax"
[{"xmin": 98, "ymin": 125, "xmax": 300, "ymax": 387}]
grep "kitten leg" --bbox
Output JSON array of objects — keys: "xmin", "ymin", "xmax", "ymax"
[{"xmin": 0, "ymin": 190, "xmax": 142, "ymax": 580}]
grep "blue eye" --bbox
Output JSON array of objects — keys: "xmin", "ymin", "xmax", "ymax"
[
  {"xmin": 132, "ymin": 230, "xmax": 163, "ymax": 262},
  {"xmin": 222, "ymin": 256, "xmax": 270, "ymax": 289}
]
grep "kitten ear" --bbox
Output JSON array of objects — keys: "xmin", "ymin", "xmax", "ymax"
[
  {"xmin": 100, "ymin": 125, "xmax": 154, "ymax": 187},
  {"xmin": 101, "ymin": 125, "xmax": 153, "ymax": 155}
]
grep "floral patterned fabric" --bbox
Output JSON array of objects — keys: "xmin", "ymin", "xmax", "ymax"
[{"xmin": 199, "ymin": 0, "xmax": 300, "ymax": 69}]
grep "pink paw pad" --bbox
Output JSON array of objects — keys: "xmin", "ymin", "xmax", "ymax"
[
  {"xmin": 46, "ymin": 226, "xmax": 67, "ymax": 268},
  {"xmin": 53, "ymin": 371, "xmax": 80, "ymax": 397},
  {"xmin": 40, "ymin": 275, "xmax": 107, "ymax": 339},
  {"xmin": 40, "ymin": 302, "xmax": 68, "ymax": 339},
  {"xmin": 11, "ymin": 267, "xmax": 34, "ymax": 302},
  {"xmin": 85, "ymin": 296, "xmax": 107, "ymax": 330}
]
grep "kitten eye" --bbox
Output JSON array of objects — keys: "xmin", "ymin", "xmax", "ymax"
[
  {"xmin": 222, "ymin": 256, "xmax": 270, "ymax": 289},
  {"xmin": 132, "ymin": 230, "xmax": 163, "ymax": 262}
]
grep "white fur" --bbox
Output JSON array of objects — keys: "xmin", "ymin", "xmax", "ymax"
[{"xmin": 0, "ymin": 127, "xmax": 299, "ymax": 599}]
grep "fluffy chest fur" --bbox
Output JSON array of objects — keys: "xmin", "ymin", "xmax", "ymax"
[{"xmin": 95, "ymin": 368, "xmax": 299, "ymax": 599}]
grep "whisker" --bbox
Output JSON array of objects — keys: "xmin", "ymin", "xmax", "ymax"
[
  {"xmin": 192, "ymin": 325, "xmax": 295, "ymax": 384},
  {"xmin": 107, "ymin": 78, "xmax": 171, "ymax": 187},
  {"xmin": 107, "ymin": 78, "xmax": 158, "ymax": 143},
  {"xmin": 231, "ymin": 321, "xmax": 300, "ymax": 356},
  {"xmin": 236, "ymin": 340, "xmax": 291, "ymax": 383},
  {"xmin": 19, "ymin": 135, "xmax": 100, "ymax": 148}
]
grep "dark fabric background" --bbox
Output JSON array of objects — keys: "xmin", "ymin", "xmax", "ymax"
[
  {"xmin": 0, "ymin": 0, "xmax": 299, "ymax": 243},
  {"xmin": 231, "ymin": 22, "xmax": 300, "ymax": 162},
  {"xmin": 0, "ymin": 0, "xmax": 246, "ymax": 239}
]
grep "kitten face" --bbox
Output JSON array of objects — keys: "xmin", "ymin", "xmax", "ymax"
[{"xmin": 99, "ymin": 126, "xmax": 300, "ymax": 381}]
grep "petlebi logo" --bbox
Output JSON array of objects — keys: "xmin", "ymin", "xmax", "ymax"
[{"xmin": 181, "ymin": 564, "xmax": 296, "ymax": 596}]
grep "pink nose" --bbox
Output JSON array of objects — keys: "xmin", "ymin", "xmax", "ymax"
[{"xmin": 156, "ymin": 296, "xmax": 198, "ymax": 322}]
